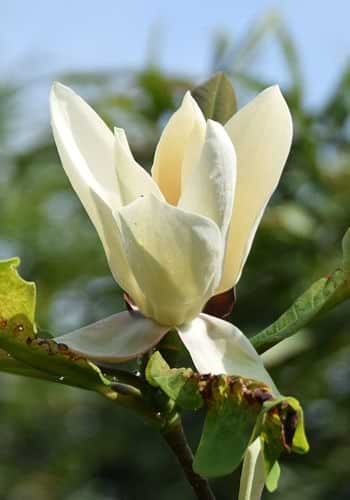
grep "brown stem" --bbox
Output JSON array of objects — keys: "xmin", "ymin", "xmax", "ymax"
[{"xmin": 162, "ymin": 419, "xmax": 216, "ymax": 500}]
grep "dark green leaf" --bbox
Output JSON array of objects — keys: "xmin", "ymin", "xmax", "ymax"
[
  {"xmin": 251, "ymin": 228, "xmax": 350, "ymax": 353},
  {"xmin": 193, "ymin": 377, "xmax": 260, "ymax": 478},
  {"xmin": 191, "ymin": 72, "xmax": 237, "ymax": 124}
]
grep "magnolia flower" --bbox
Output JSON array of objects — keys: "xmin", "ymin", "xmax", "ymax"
[{"xmin": 51, "ymin": 82, "xmax": 292, "ymax": 389}]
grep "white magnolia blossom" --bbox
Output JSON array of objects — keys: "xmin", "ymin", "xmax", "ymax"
[{"xmin": 51, "ymin": 82, "xmax": 292, "ymax": 389}]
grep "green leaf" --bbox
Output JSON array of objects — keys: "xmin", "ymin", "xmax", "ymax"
[
  {"xmin": 0, "ymin": 314, "xmax": 117, "ymax": 398},
  {"xmin": 193, "ymin": 377, "xmax": 261, "ymax": 478},
  {"xmin": 259, "ymin": 412, "xmax": 283, "ymax": 492},
  {"xmin": 147, "ymin": 354, "xmax": 308, "ymax": 479},
  {"xmin": 0, "ymin": 258, "xmax": 36, "ymax": 324},
  {"xmin": 258, "ymin": 397, "xmax": 309, "ymax": 491},
  {"xmin": 191, "ymin": 72, "xmax": 237, "ymax": 124},
  {"xmin": 265, "ymin": 460, "xmax": 280, "ymax": 492},
  {"xmin": 0, "ymin": 349, "xmax": 63, "ymax": 384},
  {"xmin": 283, "ymin": 397, "xmax": 309, "ymax": 454},
  {"xmin": 0, "ymin": 258, "xmax": 116, "ymax": 397},
  {"xmin": 146, "ymin": 351, "xmax": 202, "ymax": 410},
  {"xmin": 251, "ymin": 228, "xmax": 350, "ymax": 352}
]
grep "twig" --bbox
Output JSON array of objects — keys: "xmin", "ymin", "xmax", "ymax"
[{"xmin": 162, "ymin": 419, "xmax": 216, "ymax": 500}]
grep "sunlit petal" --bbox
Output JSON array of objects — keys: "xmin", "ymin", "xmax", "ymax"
[
  {"xmin": 177, "ymin": 313, "xmax": 278, "ymax": 393},
  {"xmin": 151, "ymin": 91, "xmax": 206, "ymax": 204},
  {"xmin": 50, "ymin": 83, "xmax": 142, "ymax": 299},
  {"xmin": 218, "ymin": 86, "xmax": 293, "ymax": 292},
  {"xmin": 50, "ymin": 82, "xmax": 119, "ymax": 208}
]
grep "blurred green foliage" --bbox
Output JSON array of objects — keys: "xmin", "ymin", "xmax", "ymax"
[{"xmin": 0, "ymin": 14, "xmax": 349, "ymax": 500}]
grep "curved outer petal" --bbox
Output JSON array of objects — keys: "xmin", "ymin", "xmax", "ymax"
[
  {"xmin": 118, "ymin": 195, "xmax": 222, "ymax": 326},
  {"xmin": 114, "ymin": 128, "xmax": 164, "ymax": 205},
  {"xmin": 177, "ymin": 313, "xmax": 278, "ymax": 394},
  {"xmin": 179, "ymin": 120, "xmax": 236, "ymax": 246},
  {"xmin": 218, "ymin": 86, "xmax": 293, "ymax": 292},
  {"xmin": 51, "ymin": 82, "xmax": 119, "ymax": 206},
  {"xmin": 151, "ymin": 92, "xmax": 206, "ymax": 204},
  {"xmin": 54, "ymin": 311, "xmax": 169, "ymax": 362},
  {"xmin": 50, "ymin": 83, "xmax": 142, "ymax": 301}
]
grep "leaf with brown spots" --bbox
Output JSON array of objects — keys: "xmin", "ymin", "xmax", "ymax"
[{"xmin": 0, "ymin": 258, "xmax": 116, "ymax": 397}]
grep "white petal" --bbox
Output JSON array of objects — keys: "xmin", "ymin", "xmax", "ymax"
[
  {"xmin": 179, "ymin": 120, "xmax": 236, "ymax": 242},
  {"xmin": 238, "ymin": 439, "xmax": 265, "ymax": 500},
  {"xmin": 151, "ymin": 92, "xmax": 206, "ymax": 204},
  {"xmin": 54, "ymin": 311, "xmax": 169, "ymax": 362},
  {"xmin": 118, "ymin": 195, "xmax": 222, "ymax": 326},
  {"xmin": 218, "ymin": 86, "xmax": 293, "ymax": 292},
  {"xmin": 114, "ymin": 128, "xmax": 164, "ymax": 205},
  {"xmin": 50, "ymin": 83, "xmax": 142, "ymax": 300},
  {"xmin": 177, "ymin": 313, "xmax": 278, "ymax": 394},
  {"xmin": 50, "ymin": 82, "xmax": 119, "ymax": 208}
]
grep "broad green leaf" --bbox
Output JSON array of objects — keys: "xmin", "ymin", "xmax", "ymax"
[
  {"xmin": 147, "ymin": 351, "xmax": 308, "ymax": 478},
  {"xmin": 0, "ymin": 259, "xmax": 57, "ymax": 383},
  {"xmin": 0, "ymin": 258, "xmax": 36, "ymax": 324},
  {"xmin": 193, "ymin": 377, "xmax": 261, "ymax": 478},
  {"xmin": 191, "ymin": 72, "xmax": 237, "ymax": 124},
  {"xmin": 193, "ymin": 388, "xmax": 308, "ymax": 480},
  {"xmin": 146, "ymin": 351, "xmax": 202, "ymax": 410},
  {"xmin": 251, "ymin": 228, "xmax": 350, "ymax": 353},
  {"xmin": 0, "ymin": 314, "xmax": 116, "ymax": 398},
  {"xmin": 0, "ymin": 258, "xmax": 116, "ymax": 397}
]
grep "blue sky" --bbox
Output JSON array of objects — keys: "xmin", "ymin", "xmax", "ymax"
[{"xmin": 1, "ymin": 0, "xmax": 349, "ymax": 107}]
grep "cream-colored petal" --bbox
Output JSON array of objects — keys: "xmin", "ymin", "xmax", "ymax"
[
  {"xmin": 151, "ymin": 91, "xmax": 206, "ymax": 204},
  {"xmin": 218, "ymin": 86, "xmax": 293, "ymax": 292},
  {"xmin": 114, "ymin": 128, "xmax": 164, "ymax": 205},
  {"xmin": 50, "ymin": 82, "xmax": 119, "ymax": 208},
  {"xmin": 179, "ymin": 120, "xmax": 236, "ymax": 243},
  {"xmin": 50, "ymin": 83, "xmax": 142, "ymax": 300},
  {"xmin": 238, "ymin": 439, "xmax": 265, "ymax": 500},
  {"xmin": 54, "ymin": 311, "xmax": 169, "ymax": 362},
  {"xmin": 118, "ymin": 195, "xmax": 222, "ymax": 326},
  {"xmin": 177, "ymin": 313, "xmax": 278, "ymax": 393},
  {"xmin": 180, "ymin": 105, "xmax": 207, "ymax": 190}
]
